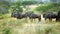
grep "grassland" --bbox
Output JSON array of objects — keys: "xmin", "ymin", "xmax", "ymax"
[{"xmin": 0, "ymin": 14, "xmax": 60, "ymax": 34}]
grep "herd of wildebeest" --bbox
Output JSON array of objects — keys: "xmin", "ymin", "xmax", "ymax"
[{"xmin": 11, "ymin": 11, "xmax": 60, "ymax": 22}]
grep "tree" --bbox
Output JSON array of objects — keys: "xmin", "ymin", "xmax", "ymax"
[
  {"xmin": 50, "ymin": 0, "xmax": 60, "ymax": 3},
  {"xmin": 0, "ymin": 0, "xmax": 11, "ymax": 14},
  {"xmin": 22, "ymin": 1, "xmax": 37, "ymax": 5},
  {"xmin": 11, "ymin": 0, "xmax": 23, "ymax": 13},
  {"xmin": 35, "ymin": 3, "xmax": 60, "ymax": 12}
]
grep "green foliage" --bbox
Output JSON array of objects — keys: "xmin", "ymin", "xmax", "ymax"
[
  {"xmin": 0, "ymin": 14, "xmax": 11, "ymax": 19},
  {"xmin": 0, "ymin": 14, "xmax": 60, "ymax": 34},
  {"xmin": 11, "ymin": 6, "xmax": 23, "ymax": 13},
  {"xmin": 22, "ymin": 1, "xmax": 37, "ymax": 5},
  {"xmin": 35, "ymin": 3, "xmax": 60, "ymax": 12},
  {"xmin": 0, "ymin": 0, "xmax": 11, "ymax": 6},
  {"xmin": 12, "ymin": 1, "xmax": 22, "ymax": 6},
  {"xmin": 0, "ymin": 0, "xmax": 11, "ymax": 14},
  {"xmin": 3, "ymin": 28, "xmax": 12, "ymax": 34},
  {"xmin": 11, "ymin": 1, "xmax": 23, "ymax": 13}
]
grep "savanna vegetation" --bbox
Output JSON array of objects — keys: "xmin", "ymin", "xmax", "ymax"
[{"xmin": 0, "ymin": 0, "xmax": 60, "ymax": 34}]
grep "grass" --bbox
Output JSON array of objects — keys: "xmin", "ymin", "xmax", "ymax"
[{"xmin": 0, "ymin": 14, "xmax": 60, "ymax": 34}]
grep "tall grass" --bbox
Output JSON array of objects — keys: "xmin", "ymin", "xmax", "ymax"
[{"xmin": 0, "ymin": 14, "xmax": 60, "ymax": 34}]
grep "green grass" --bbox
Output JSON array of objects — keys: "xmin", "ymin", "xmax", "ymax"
[{"xmin": 0, "ymin": 14, "xmax": 60, "ymax": 34}]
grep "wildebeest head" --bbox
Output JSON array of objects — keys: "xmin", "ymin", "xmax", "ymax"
[
  {"xmin": 11, "ymin": 11, "xmax": 22, "ymax": 18},
  {"xmin": 11, "ymin": 12, "xmax": 17, "ymax": 17}
]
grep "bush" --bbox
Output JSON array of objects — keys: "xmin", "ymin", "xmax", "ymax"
[
  {"xmin": 35, "ymin": 3, "xmax": 60, "ymax": 13},
  {"xmin": 11, "ymin": 1, "xmax": 23, "ymax": 13},
  {"xmin": 0, "ymin": 14, "xmax": 11, "ymax": 19},
  {"xmin": 22, "ymin": 1, "xmax": 37, "ymax": 5},
  {"xmin": 3, "ymin": 28, "xmax": 12, "ymax": 34}
]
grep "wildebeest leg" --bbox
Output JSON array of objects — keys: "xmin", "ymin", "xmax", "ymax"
[
  {"xmin": 30, "ymin": 18, "xmax": 33, "ymax": 23},
  {"xmin": 38, "ymin": 18, "xmax": 41, "ymax": 21},
  {"xmin": 56, "ymin": 18, "xmax": 60, "ymax": 22},
  {"xmin": 56, "ymin": 18, "xmax": 58, "ymax": 22},
  {"xmin": 45, "ymin": 18, "xmax": 47, "ymax": 21},
  {"xmin": 49, "ymin": 18, "xmax": 52, "ymax": 21}
]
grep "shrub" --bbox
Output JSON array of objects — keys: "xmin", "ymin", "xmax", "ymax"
[{"xmin": 35, "ymin": 3, "xmax": 60, "ymax": 13}]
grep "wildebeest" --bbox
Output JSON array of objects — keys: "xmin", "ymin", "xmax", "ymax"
[
  {"xmin": 11, "ymin": 12, "xmax": 18, "ymax": 18},
  {"xmin": 11, "ymin": 11, "xmax": 41, "ymax": 22},
  {"xmin": 29, "ymin": 13, "xmax": 41, "ymax": 21},
  {"xmin": 56, "ymin": 11, "xmax": 60, "ymax": 21},
  {"xmin": 11, "ymin": 11, "xmax": 34, "ymax": 19},
  {"xmin": 24, "ymin": 11, "xmax": 41, "ymax": 21},
  {"xmin": 11, "ymin": 11, "xmax": 24, "ymax": 19},
  {"xmin": 43, "ymin": 12, "xmax": 57, "ymax": 21}
]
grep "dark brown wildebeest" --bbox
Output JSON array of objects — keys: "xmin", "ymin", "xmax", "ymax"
[
  {"xmin": 11, "ymin": 12, "xmax": 18, "ymax": 18},
  {"xmin": 43, "ymin": 12, "xmax": 57, "ymax": 21},
  {"xmin": 23, "ymin": 11, "xmax": 41, "ymax": 22},
  {"xmin": 29, "ymin": 13, "xmax": 41, "ymax": 21},
  {"xmin": 11, "ymin": 11, "xmax": 34, "ymax": 19},
  {"xmin": 56, "ymin": 11, "xmax": 60, "ymax": 21},
  {"xmin": 11, "ymin": 11, "xmax": 41, "ymax": 22},
  {"xmin": 24, "ymin": 11, "xmax": 41, "ymax": 21},
  {"xmin": 11, "ymin": 11, "xmax": 24, "ymax": 19}
]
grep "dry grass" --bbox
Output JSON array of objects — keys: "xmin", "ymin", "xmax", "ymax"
[{"xmin": 0, "ymin": 16, "xmax": 60, "ymax": 34}]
